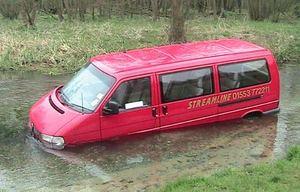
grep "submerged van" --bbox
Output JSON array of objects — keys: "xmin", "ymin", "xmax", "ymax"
[{"xmin": 29, "ymin": 39, "xmax": 280, "ymax": 149}]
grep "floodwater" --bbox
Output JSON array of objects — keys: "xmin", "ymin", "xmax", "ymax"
[{"xmin": 0, "ymin": 63, "xmax": 299, "ymax": 191}]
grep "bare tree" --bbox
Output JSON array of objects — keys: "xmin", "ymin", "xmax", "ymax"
[
  {"xmin": 270, "ymin": 0, "xmax": 295, "ymax": 22},
  {"xmin": 119, "ymin": 0, "xmax": 126, "ymax": 18},
  {"xmin": 236, "ymin": 0, "xmax": 242, "ymax": 14},
  {"xmin": 212, "ymin": 0, "xmax": 217, "ymax": 18},
  {"xmin": 248, "ymin": 0, "xmax": 260, "ymax": 20},
  {"xmin": 247, "ymin": 0, "xmax": 293, "ymax": 21},
  {"xmin": 169, "ymin": 0, "xmax": 186, "ymax": 44},
  {"xmin": 42, "ymin": 0, "xmax": 64, "ymax": 21},
  {"xmin": 64, "ymin": 0, "xmax": 78, "ymax": 20},
  {"xmin": 209, "ymin": 0, "xmax": 225, "ymax": 18},
  {"xmin": 78, "ymin": 0, "xmax": 87, "ymax": 21},
  {"xmin": 0, "ymin": 0, "xmax": 20, "ymax": 19},
  {"xmin": 1, "ymin": 0, "xmax": 298, "ymax": 26},
  {"xmin": 19, "ymin": 0, "xmax": 39, "ymax": 27},
  {"xmin": 220, "ymin": 0, "xmax": 225, "ymax": 18},
  {"xmin": 56, "ymin": 0, "xmax": 64, "ymax": 21},
  {"xmin": 195, "ymin": 0, "xmax": 208, "ymax": 15},
  {"xmin": 151, "ymin": 0, "xmax": 160, "ymax": 21}
]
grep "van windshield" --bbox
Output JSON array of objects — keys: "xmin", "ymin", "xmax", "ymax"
[{"xmin": 60, "ymin": 63, "xmax": 115, "ymax": 113}]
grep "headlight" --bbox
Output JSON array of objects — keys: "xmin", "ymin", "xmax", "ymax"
[
  {"xmin": 41, "ymin": 134, "xmax": 53, "ymax": 143},
  {"xmin": 40, "ymin": 134, "xmax": 65, "ymax": 150},
  {"xmin": 52, "ymin": 137, "xmax": 65, "ymax": 147}
]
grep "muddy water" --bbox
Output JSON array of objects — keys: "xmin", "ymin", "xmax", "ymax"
[{"xmin": 0, "ymin": 64, "xmax": 299, "ymax": 192}]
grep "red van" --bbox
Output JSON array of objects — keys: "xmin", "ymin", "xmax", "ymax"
[{"xmin": 29, "ymin": 39, "xmax": 280, "ymax": 149}]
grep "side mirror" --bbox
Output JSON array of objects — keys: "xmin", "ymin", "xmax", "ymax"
[{"xmin": 103, "ymin": 101, "xmax": 119, "ymax": 115}]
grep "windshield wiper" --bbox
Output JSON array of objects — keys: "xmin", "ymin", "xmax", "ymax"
[{"xmin": 67, "ymin": 102, "xmax": 93, "ymax": 113}]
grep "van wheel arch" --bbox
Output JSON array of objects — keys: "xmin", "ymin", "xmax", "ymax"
[{"xmin": 242, "ymin": 110, "xmax": 263, "ymax": 119}]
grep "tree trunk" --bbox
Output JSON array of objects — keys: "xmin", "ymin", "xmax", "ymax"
[
  {"xmin": 65, "ymin": 0, "xmax": 74, "ymax": 20},
  {"xmin": 196, "ymin": 0, "xmax": 207, "ymax": 14},
  {"xmin": 120, "ymin": 0, "xmax": 125, "ymax": 18},
  {"xmin": 236, "ymin": 0, "xmax": 242, "ymax": 14},
  {"xmin": 78, "ymin": 0, "xmax": 86, "ymax": 21},
  {"xmin": 224, "ymin": 0, "xmax": 235, "ymax": 11},
  {"xmin": 92, "ymin": 6, "xmax": 95, "ymax": 20},
  {"xmin": 220, "ymin": 0, "xmax": 225, "ymax": 18},
  {"xmin": 271, "ymin": 0, "xmax": 280, "ymax": 22},
  {"xmin": 20, "ymin": 0, "xmax": 39, "ymax": 27},
  {"xmin": 169, "ymin": 0, "xmax": 186, "ymax": 44},
  {"xmin": 248, "ymin": 0, "xmax": 260, "ymax": 20},
  {"xmin": 56, "ymin": 0, "xmax": 64, "ymax": 21},
  {"xmin": 248, "ymin": 0, "xmax": 272, "ymax": 21},
  {"xmin": 151, "ymin": 0, "xmax": 160, "ymax": 21},
  {"xmin": 212, "ymin": 0, "xmax": 217, "ymax": 18}
]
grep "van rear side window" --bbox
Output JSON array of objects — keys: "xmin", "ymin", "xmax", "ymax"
[
  {"xmin": 218, "ymin": 60, "xmax": 270, "ymax": 92},
  {"xmin": 160, "ymin": 67, "xmax": 213, "ymax": 103}
]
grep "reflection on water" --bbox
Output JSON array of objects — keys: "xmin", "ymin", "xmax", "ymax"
[{"xmin": 0, "ymin": 64, "xmax": 299, "ymax": 191}]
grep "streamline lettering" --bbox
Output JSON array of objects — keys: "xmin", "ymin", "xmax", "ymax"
[{"xmin": 188, "ymin": 86, "xmax": 270, "ymax": 109}]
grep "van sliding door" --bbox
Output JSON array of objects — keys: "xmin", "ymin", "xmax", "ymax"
[{"xmin": 157, "ymin": 66, "xmax": 218, "ymax": 130}]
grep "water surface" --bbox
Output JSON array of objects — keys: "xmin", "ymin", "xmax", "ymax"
[{"xmin": 0, "ymin": 64, "xmax": 299, "ymax": 191}]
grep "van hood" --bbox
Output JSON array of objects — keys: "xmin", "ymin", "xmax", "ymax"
[{"xmin": 29, "ymin": 88, "xmax": 80, "ymax": 136}]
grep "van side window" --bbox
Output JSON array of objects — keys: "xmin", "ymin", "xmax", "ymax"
[
  {"xmin": 218, "ymin": 60, "xmax": 270, "ymax": 92},
  {"xmin": 160, "ymin": 67, "xmax": 213, "ymax": 103},
  {"xmin": 108, "ymin": 77, "xmax": 151, "ymax": 110}
]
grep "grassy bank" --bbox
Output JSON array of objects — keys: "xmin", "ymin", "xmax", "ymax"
[
  {"xmin": 160, "ymin": 146, "xmax": 300, "ymax": 192},
  {"xmin": 0, "ymin": 15, "xmax": 299, "ymax": 75}
]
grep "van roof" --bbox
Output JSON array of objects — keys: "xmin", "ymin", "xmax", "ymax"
[{"xmin": 91, "ymin": 39, "xmax": 268, "ymax": 76}]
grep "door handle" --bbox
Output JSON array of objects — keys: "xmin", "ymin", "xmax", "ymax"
[
  {"xmin": 152, "ymin": 107, "xmax": 158, "ymax": 117},
  {"xmin": 162, "ymin": 106, "xmax": 168, "ymax": 115}
]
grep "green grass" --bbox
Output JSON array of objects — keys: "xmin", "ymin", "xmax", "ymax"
[
  {"xmin": 159, "ymin": 146, "xmax": 300, "ymax": 192},
  {"xmin": 0, "ymin": 15, "xmax": 299, "ymax": 75}
]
